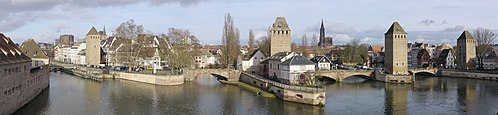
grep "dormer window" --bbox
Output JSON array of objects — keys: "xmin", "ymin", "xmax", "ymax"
[{"xmin": 278, "ymin": 25, "xmax": 282, "ymax": 28}]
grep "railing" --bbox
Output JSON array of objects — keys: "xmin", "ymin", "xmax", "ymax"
[{"xmin": 242, "ymin": 72, "xmax": 325, "ymax": 93}]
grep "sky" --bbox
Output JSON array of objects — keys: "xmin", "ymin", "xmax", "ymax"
[{"xmin": 1, "ymin": 0, "xmax": 498, "ymax": 46}]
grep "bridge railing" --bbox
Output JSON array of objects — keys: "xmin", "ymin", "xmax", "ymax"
[{"xmin": 242, "ymin": 72, "xmax": 325, "ymax": 93}]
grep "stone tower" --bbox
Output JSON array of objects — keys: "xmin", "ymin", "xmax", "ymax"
[
  {"xmin": 456, "ymin": 30, "xmax": 476, "ymax": 69},
  {"xmin": 384, "ymin": 22, "xmax": 409, "ymax": 75},
  {"xmin": 270, "ymin": 17, "xmax": 291, "ymax": 56},
  {"xmin": 318, "ymin": 19, "xmax": 333, "ymax": 47},
  {"xmin": 86, "ymin": 26, "xmax": 102, "ymax": 65}
]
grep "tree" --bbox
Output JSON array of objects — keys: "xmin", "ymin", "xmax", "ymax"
[
  {"xmin": 291, "ymin": 42, "xmax": 298, "ymax": 52},
  {"xmin": 301, "ymin": 34, "xmax": 309, "ymax": 57},
  {"xmin": 162, "ymin": 28, "xmax": 200, "ymax": 73},
  {"xmin": 338, "ymin": 38, "xmax": 369, "ymax": 65},
  {"xmin": 257, "ymin": 36, "xmax": 270, "ymax": 57},
  {"xmin": 114, "ymin": 19, "xmax": 145, "ymax": 39},
  {"xmin": 473, "ymin": 28, "xmax": 497, "ymax": 69},
  {"xmin": 311, "ymin": 34, "xmax": 318, "ymax": 55},
  {"xmin": 220, "ymin": 13, "xmax": 241, "ymax": 69},
  {"xmin": 248, "ymin": 29, "xmax": 255, "ymax": 52}
]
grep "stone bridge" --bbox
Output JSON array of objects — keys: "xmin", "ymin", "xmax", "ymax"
[
  {"xmin": 184, "ymin": 69, "xmax": 241, "ymax": 81},
  {"xmin": 408, "ymin": 68, "xmax": 438, "ymax": 75},
  {"xmin": 317, "ymin": 70, "xmax": 375, "ymax": 81}
]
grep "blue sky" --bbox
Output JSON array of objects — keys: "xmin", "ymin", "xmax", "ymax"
[{"xmin": 1, "ymin": 0, "xmax": 497, "ymax": 46}]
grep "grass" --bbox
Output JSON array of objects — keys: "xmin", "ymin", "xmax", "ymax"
[{"xmin": 219, "ymin": 80, "xmax": 276, "ymax": 98}]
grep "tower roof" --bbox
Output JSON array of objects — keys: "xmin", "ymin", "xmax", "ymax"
[
  {"xmin": 385, "ymin": 22, "xmax": 407, "ymax": 35},
  {"xmin": 271, "ymin": 17, "xmax": 291, "ymax": 31},
  {"xmin": 320, "ymin": 19, "xmax": 324, "ymax": 29},
  {"xmin": 457, "ymin": 30, "xmax": 474, "ymax": 40},
  {"xmin": 87, "ymin": 26, "xmax": 100, "ymax": 35}
]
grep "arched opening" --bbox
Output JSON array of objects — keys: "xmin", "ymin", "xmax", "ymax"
[
  {"xmin": 342, "ymin": 75, "xmax": 373, "ymax": 83},
  {"xmin": 414, "ymin": 72, "xmax": 435, "ymax": 80},
  {"xmin": 318, "ymin": 76, "xmax": 337, "ymax": 84},
  {"xmin": 211, "ymin": 74, "xmax": 228, "ymax": 81}
]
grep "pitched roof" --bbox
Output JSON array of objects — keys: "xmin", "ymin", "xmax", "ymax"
[
  {"xmin": 310, "ymin": 56, "xmax": 332, "ymax": 63},
  {"xmin": 20, "ymin": 39, "xmax": 49, "ymax": 58},
  {"xmin": 281, "ymin": 55, "xmax": 315, "ymax": 65},
  {"xmin": 268, "ymin": 51, "xmax": 294, "ymax": 60},
  {"xmin": 271, "ymin": 17, "xmax": 291, "ymax": 31},
  {"xmin": 242, "ymin": 49, "xmax": 263, "ymax": 60},
  {"xmin": 458, "ymin": 30, "xmax": 474, "ymax": 40},
  {"xmin": 0, "ymin": 33, "xmax": 31, "ymax": 65},
  {"xmin": 385, "ymin": 22, "xmax": 407, "ymax": 35},
  {"xmin": 439, "ymin": 49, "xmax": 452, "ymax": 59},
  {"xmin": 485, "ymin": 49, "xmax": 498, "ymax": 59},
  {"xmin": 87, "ymin": 26, "xmax": 100, "ymax": 35},
  {"xmin": 369, "ymin": 46, "xmax": 384, "ymax": 53}
]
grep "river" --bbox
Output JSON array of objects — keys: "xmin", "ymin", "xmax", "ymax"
[{"xmin": 14, "ymin": 72, "xmax": 498, "ymax": 114}]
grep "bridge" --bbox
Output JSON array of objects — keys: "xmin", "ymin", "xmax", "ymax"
[
  {"xmin": 408, "ymin": 68, "xmax": 438, "ymax": 75},
  {"xmin": 317, "ymin": 70, "xmax": 375, "ymax": 81},
  {"xmin": 184, "ymin": 69, "xmax": 241, "ymax": 81}
]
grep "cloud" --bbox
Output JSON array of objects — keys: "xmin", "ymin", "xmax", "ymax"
[
  {"xmin": 418, "ymin": 18, "xmax": 449, "ymax": 26},
  {"xmin": 419, "ymin": 19, "xmax": 435, "ymax": 26},
  {"xmin": 0, "ymin": 0, "xmax": 206, "ymax": 32}
]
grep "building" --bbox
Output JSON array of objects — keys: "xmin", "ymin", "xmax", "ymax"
[
  {"xmin": 319, "ymin": 20, "xmax": 333, "ymax": 47},
  {"xmin": 436, "ymin": 49, "xmax": 456, "ymax": 69},
  {"xmin": 57, "ymin": 34, "xmax": 74, "ymax": 46},
  {"xmin": 270, "ymin": 17, "xmax": 291, "ymax": 56},
  {"xmin": 416, "ymin": 49, "xmax": 431, "ymax": 68},
  {"xmin": 384, "ymin": 22, "xmax": 409, "ymax": 75},
  {"xmin": 456, "ymin": 31, "xmax": 476, "ymax": 69},
  {"xmin": 310, "ymin": 56, "xmax": 332, "ymax": 70},
  {"xmin": 368, "ymin": 46, "xmax": 384, "ymax": 67},
  {"xmin": 237, "ymin": 49, "xmax": 266, "ymax": 73},
  {"xmin": 85, "ymin": 27, "xmax": 106, "ymax": 66},
  {"xmin": 483, "ymin": 49, "xmax": 498, "ymax": 70},
  {"xmin": 0, "ymin": 33, "xmax": 49, "ymax": 114},
  {"xmin": 280, "ymin": 55, "xmax": 316, "ymax": 85},
  {"xmin": 196, "ymin": 49, "xmax": 218, "ymax": 69},
  {"xmin": 102, "ymin": 37, "xmax": 132, "ymax": 66},
  {"xmin": 264, "ymin": 52, "xmax": 298, "ymax": 80},
  {"xmin": 20, "ymin": 39, "xmax": 50, "ymax": 67}
]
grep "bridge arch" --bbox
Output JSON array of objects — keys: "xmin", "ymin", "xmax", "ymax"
[{"xmin": 211, "ymin": 73, "xmax": 228, "ymax": 81}]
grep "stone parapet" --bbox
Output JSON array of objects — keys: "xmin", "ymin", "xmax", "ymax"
[
  {"xmin": 439, "ymin": 70, "xmax": 498, "ymax": 80},
  {"xmin": 115, "ymin": 72, "xmax": 184, "ymax": 85}
]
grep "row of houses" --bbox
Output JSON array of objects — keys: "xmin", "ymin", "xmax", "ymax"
[
  {"xmin": 53, "ymin": 27, "xmax": 225, "ymax": 70},
  {"xmin": 369, "ymin": 42, "xmax": 498, "ymax": 70}
]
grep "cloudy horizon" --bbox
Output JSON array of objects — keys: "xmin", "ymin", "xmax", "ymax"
[{"xmin": 1, "ymin": 0, "xmax": 498, "ymax": 46}]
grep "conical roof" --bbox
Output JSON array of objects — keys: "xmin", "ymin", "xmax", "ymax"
[
  {"xmin": 457, "ymin": 30, "xmax": 474, "ymax": 40},
  {"xmin": 271, "ymin": 17, "xmax": 291, "ymax": 31},
  {"xmin": 385, "ymin": 22, "xmax": 407, "ymax": 35},
  {"xmin": 86, "ymin": 26, "xmax": 100, "ymax": 35}
]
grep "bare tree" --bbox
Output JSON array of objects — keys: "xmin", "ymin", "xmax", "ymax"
[
  {"xmin": 163, "ymin": 28, "xmax": 200, "ymax": 73},
  {"xmin": 114, "ymin": 19, "xmax": 145, "ymax": 39},
  {"xmin": 291, "ymin": 42, "xmax": 298, "ymax": 52},
  {"xmin": 473, "ymin": 28, "xmax": 497, "ymax": 69},
  {"xmin": 311, "ymin": 34, "xmax": 318, "ymax": 55},
  {"xmin": 474, "ymin": 28, "xmax": 497, "ymax": 56},
  {"xmin": 220, "ymin": 13, "xmax": 240, "ymax": 69},
  {"xmin": 301, "ymin": 34, "xmax": 309, "ymax": 57},
  {"xmin": 248, "ymin": 29, "xmax": 255, "ymax": 52},
  {"xmin": 257, "ymin": 36, "xmax": 270, "ymax": 57}
]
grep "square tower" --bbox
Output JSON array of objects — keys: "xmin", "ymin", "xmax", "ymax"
[
  {"xmin": 456, "ymin": 31, "xmax": 476, "ymax": 69},
  {"xmin": 384, "ymin": 22, "xmax": 409, "ymax": 75},
  {"xmin": 85, "ymin": 26, "xmax": 102, "ymax": 65},
  {"xmin": 270, "ymin": 17, "xmax": 291, "ymax": 56}
]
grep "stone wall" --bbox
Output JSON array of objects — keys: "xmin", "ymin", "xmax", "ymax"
[
  {"xmin": 440, "ymin": 70, "xmax": 498, "ymax": 80},
  {"xmin": 374, "ymin": 70, "xmax": 413, "ymax": 83},
  {"xmin": 115, "ymin": 72, "xmax": 184, "ymax": 85}
]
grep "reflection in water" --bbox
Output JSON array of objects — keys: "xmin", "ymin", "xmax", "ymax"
[{"xmin": 14, "ymin": 73, "xmax": 498, "ymax": 114}]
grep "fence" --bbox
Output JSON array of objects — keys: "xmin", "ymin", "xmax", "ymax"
[{"xmin": 242, "ymin": 72, "xmax": 325, "ymax": 93}]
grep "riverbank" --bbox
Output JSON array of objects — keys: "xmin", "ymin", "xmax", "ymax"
[{"xmin": 218, "ymin": 80, "xmax": 276, "ymax": 98}]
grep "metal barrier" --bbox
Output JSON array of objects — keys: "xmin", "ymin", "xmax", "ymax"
[{"xmin": 242, "ymin": 72, "xmax": 325, "ymax": 92}]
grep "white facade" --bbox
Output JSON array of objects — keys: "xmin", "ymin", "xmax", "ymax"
[
  {"xmin": 237, "ymin": 50, "xmax": 265, "ymax": 72},
  {"xmin": 280, "ymin": 64, "xmax": 315, "ymax": 84},
  {"xmin": 267, "ymin": 52, "xmax": 297, "ymax": 79}
]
